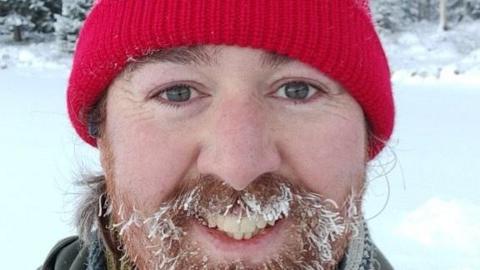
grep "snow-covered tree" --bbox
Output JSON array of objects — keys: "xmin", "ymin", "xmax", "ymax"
[
  {"xmin": 0, "ymin": 0, "xmax": 32, "ymax": 41},
  {"xmin": 371, "ymin": 0, "xmax": 436, "ymax": 31},
  {"xmin": 55, "ymin": 0, "xmax": 93, "ymax": 52},
  {"xmin": 0, "ymin": 0, "xmax": 60, "ymax": 40},
  {"xmin": 371, "ymin": 0, "xmax": 407, "ymax": 31},
  {"xmin": 2, "ymin": 11, "xmax": 32, "ymax": 41},
  {"xmin": 372, "ymin": 0, "xmax": 480, "ymax": 32},
  {"xmin": 464, "ymin": 0, "xmax": 480, "ymax": 19},
  {"xmin": 402, "ymin": 0, "xmax": 422, "ymax": 22},
  {"xmin": 29, "ymin": 0, "xmax": 61, "ymax": 33},
  {"xmin": 439, "ymin": 0, "xmax": 448, "ymax": 30},
  {"xmin": 419, "ymin": 0, "xmax": 436, "ymax": 21},
  {"xmin": 439, "ymin": 0, "xmax": 480, "ymax": 27}
]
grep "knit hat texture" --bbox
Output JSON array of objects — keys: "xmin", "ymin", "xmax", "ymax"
[{"xmin": 67, "ymin": 0, "xmax": 394, "ymax": 158}]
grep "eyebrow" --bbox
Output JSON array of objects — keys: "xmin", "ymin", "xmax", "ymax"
[{"xmin": 125, "ymin": 45, "xmax": 293, "ymax": 73}]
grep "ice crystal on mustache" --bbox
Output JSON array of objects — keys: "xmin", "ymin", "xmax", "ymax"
[
  {"xmin": 240, "ymin": 183, "xmax": 292, "ymax": 222},
  {"xmin": 110, "ymin": 175, "xmax": 360, "ymax": 270}
]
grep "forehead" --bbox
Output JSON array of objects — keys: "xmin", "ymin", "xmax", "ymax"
[{"xmin": 125, "ymin": 45, "xmax": 293, "ymax": 74}]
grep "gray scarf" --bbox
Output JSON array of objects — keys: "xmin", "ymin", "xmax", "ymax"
[{"xmin": 341, "ymin": 220, "xmax": 377, "ymax": 270}]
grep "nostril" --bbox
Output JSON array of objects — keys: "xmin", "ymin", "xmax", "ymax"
[
  {"xmin": 197, "ymin": 147, "xmax": 282, "ymax": 190},
  {"xmin": 197, "ymin": 122, "xmax": 281, "ymax": 191}
]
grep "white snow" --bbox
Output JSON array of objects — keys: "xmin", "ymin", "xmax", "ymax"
[
  {"xmin": 363, "ymin": 77, "xmax": 480, "ymax": 270},
  {"xmin": 0, "ymin": 39, "xmax": 98, "ymax": 269},
  {"xmin": 382, "ymin": 21, "xmax": 480, "ymax": 79},
  {"xmin": 0, "ymin": 37, "xmax": 70, "ymax": 70},
  {"xmin": 0, "ymin": 21, "xmax": 479, "ymax": 269}
]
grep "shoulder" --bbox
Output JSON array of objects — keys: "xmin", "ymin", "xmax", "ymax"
[
  {"xmin": 372, "ymin": 243, "xmax": 395, "ymax": 270},
  {"xmin": 39, "ymin": 236, "xmax": 90, "ymax": 270}
]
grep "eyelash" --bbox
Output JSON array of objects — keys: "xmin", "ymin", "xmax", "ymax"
[
  {"xmin": 153, "ymin": 83, "xmax": 199, "ymax": 109},
  {"xmin": 275, "ymin": 80, "xmax": 325, "ymax": 105},
  {"xmin": 152, "ymin": 81, "xmax": 326, "ymax": 109}
]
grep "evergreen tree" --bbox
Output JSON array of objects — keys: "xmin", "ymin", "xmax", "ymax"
[
  {"xmin": 371, "ymin": 0, "xmax": 407, "ymax": 31},
  {"xmin": 460, "ymin": 0, "xmax": 480, "ymax": 19},
  {"xmin": 372, "ymin": 0, "xmax": 480, "ymax": 32},
  {"xmin": 467, "ymin": 0, "xmax": 480, "ymax": 18},
  {"xmin": 3, "ymin": 11, "xmax": 31, "ymax": 41},
  {"xmin": 29, "ymin": 0, "xmax": 61, "ymax": 33},
  {"xmin": 0, "ymin": 0, "xmax": 10, "ymax": 17},
  {"xmin": 419, "ymin": 0, "xmax": 436, "ymax": 21},
  {"xmin": 0, "ymin": 0, "xmax": 61, "ymax": 40},
  {"xmin": 0, "ymin": 0, "xmax": 33, "ymax": 41},
  {"xmin": 402, "ymin": 0, "xmax": 422, "ymax": 22},
  {"xmin": 55, "ymin": 0, "xmax": 93, "ymax": 52},
  {"xmin": 439, "ymin": 0, "xmax": 479, "ymax": 27}
]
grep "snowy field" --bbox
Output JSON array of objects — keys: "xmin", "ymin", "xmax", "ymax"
[{"xmin": 1, "ymin": 23, "xmax": 479, "ymax": 269}]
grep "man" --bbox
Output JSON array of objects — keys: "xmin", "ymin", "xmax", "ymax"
[{"xmin": 41, "ymin": 0, "xmax": 395, "ymax": 269}]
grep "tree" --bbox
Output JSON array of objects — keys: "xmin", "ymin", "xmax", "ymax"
[
  {"xmin": 55, "ymin": 0, "xmax": 93, "ymax": 52},
  {"xmin": 419, "ymin": 0, "xmax": 436, "ymax": 21},
  {"xmin": 3, "ymin": 11, "xmax": 32, "ymax": 41},
  {"xmin": 372, "ymin": 0, "xmax": 480, "ymax": 32},
  {"xmin": 439, "ymin": 0, "xmax": 449, "ymax": 30},
  {"xmin": 402, "ymin": 0, "xmax": 421, "ymax": 22},
  {"xmin": 0, "ymin": 0, "xmax": 61, "ymax": 41},
  {"xmin": 466, "ymin": 0, "xmax": 480, "ymax": 19},
  {"xmin": 371, "ymin": 0, "xmax": 435, "ymax": 31},
  {"xmin": 29, "ymin": 0, "xmax": 61, "ymax": 33},
  {"xmin": 371, "ymin": 0, "xmax": 407, "ymax": 31},
  {"xmin": 0, "ymin": 0, "xmax": 33, "ymax": 41}
]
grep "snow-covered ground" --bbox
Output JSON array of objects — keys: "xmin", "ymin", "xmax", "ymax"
[
  {"xmin": 364, "ymin": 77, "xmax": 480, "ymax": 270},
  {"xmin": 381, "ymin": 20, "xmax": 480, "ymax": 81},
  {"xmin": 0, "ymin": 22, "xmax": 479, "ymax": 269}
]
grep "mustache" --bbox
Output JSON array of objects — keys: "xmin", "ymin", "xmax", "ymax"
[
  {"xmin": 173, "ymin": 173, "xmax": 295, "ymax": 220},
  {"xmin": 112, "ymin": 173, "xmax": 297, "ymax": 234}
]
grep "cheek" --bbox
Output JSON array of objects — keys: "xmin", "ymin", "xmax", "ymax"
[
  {"xmin": 106, "ymin": 115, "xmax": 198, "ymax": 210},
  {"xmin": 278, "ymin": 110, "xmax": 367, "ymax": 202}
]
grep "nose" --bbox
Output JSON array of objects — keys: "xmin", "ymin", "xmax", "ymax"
[{"xmin": 196, "ymin": 95, "xmax": 281, "ymax": 190}]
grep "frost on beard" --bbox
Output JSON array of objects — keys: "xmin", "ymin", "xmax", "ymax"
[{"xmin": 107, "ymin": 175, "xmax": 361, "ymax": 270}]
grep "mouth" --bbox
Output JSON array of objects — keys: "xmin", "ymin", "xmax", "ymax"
[
  {"xmin": 189, "ymin": 210, "xmax": 291, "ymax": 265},
  {"xmin": 199, "ymin": 212, "xmax": 285, "ymax": 240}
]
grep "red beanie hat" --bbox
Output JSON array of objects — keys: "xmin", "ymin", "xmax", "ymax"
[{"xmin": 67, "ymin": 0, "xmax": 394, "ymax": 158}]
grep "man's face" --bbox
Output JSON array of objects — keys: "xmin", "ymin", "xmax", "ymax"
[{"xmin": 98, "ymin": 46, "xmax": 368, "ymax": 269}]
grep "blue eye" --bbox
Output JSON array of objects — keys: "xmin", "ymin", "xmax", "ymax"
[
  {"xmin": 276, "ymin": 81, "xmax": 319, "ymax": 101},
  {"xmin": 159, "ymin": 84, "xmax": 196, "ymax": 102}
]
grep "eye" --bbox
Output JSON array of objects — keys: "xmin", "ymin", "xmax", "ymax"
[
  {"xmin": 275, "ymin": 81, "xmax": 321, "ymax": 102},
  {"xmin": 156, "ymin": 84, "xmax": 201, "ymax": 104}
]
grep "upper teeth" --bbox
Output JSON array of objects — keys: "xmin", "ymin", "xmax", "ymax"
[{"xmin": 205, "ymin": 214, "xmax": 280, "ymax": 240}]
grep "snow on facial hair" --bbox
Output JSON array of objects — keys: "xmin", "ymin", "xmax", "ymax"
[{"xmin": 110, "ymin": 173, "xmax": 361, "ymax": 270}]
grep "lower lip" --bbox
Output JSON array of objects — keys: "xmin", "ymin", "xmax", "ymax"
[{"xmin": 191, "ymin": 218, "xmax": 288, "ymax": 253}]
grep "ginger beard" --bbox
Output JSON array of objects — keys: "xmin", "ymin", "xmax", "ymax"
[
  {"xmin": 104, "ymin": 174, "xmax": 363, "ymax": 269},
  {"xmin": 100, "ymin": 139, "xmax": 364, "ymax": 270}
]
